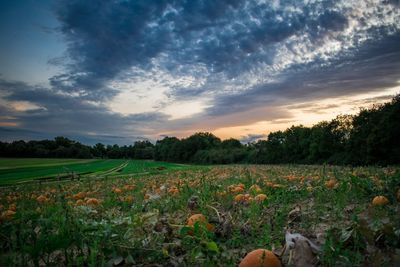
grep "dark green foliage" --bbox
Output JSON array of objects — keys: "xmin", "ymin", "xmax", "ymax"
[
  {"xmin": 348, "ymin": 95, "xmax": 400, "ymax": 165},
  {"xmin": 0, "ymin": 138, "xmax": 155, "ymax": 160}
]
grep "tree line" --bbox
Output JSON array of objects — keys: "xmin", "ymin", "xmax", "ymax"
[
  {"xmin": 0, "ymin": 138, "xmax": 154, "ymax": 160},
  {"xmin": 1, "ymin": 95, "xmax": 399, "ymax": 165}
]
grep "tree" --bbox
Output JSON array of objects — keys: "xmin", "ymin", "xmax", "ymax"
[
  {"xmin": 154, "ymin": 137, "xmax": 182, "ymax": 162},
  {"xmin": 92, "ymin": 143, "xmax": 106, "ymax": 158},
  {"xmin": 221, "ymin": 138, "xmax": 242, "ymax": 149},
  {"xmin": 180, "ymin": 132, "xmax": 221, "ymax": 162}
]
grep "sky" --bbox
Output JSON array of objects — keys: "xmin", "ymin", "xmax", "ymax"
[{"xmin": 0, "ymin": 0, "xmax": 399, "ymax": 145}]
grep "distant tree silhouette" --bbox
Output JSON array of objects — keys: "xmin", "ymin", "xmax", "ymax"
[{"xmin": 1, "ymin": 95, "xmax": 399, "ymax": 165}]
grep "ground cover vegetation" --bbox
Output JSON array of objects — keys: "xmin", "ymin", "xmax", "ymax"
[{"xmin": 0, "ymin": 165, "xmax": 399, "ymax": 266}]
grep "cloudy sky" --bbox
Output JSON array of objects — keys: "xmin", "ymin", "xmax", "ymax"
[{"xmin": 0, "ymin": 0, "xmax": 399, "ymax": 144}]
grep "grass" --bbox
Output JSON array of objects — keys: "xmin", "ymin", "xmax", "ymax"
[
  {"xmin": 0, "ymin": 158, "xmax": 191, "ymax": 185},
  {"xmin": 0, "ymin": 164, "xmax": 399, "ymax": 266},
  {"xmin": 120, "ymin": 160, "xmax": 188, "ymax": 175},
  {"xmin": 0, "ymin": 158, "xmax": 96, "ymax": 170},
  {"xmin": 0, "ymin": 159, "xmax": 126, "ymax": 185}
]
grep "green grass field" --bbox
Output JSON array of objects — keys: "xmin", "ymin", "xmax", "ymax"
[
  {"xmin": 0, "ymin": 158, "xmax": 97, "ymax": 170},
  {"xmin": 0, "ymin": 158, "xmax": 190, "ymax": 185}
]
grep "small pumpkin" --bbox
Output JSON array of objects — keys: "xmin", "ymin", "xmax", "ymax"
[
  {"xmin": 231, "ymin": 186, "xmax": 245, "ymax": 193},
  {"xmin": 254, "ymin": 194, "xmax": 267, "ymax": 202},
  {"xmin": 187, "ymin": 213, "xmax": 214, "ymax": 232},
  {"xmin": 86, "ymin": 198, "xmax": 100, "ymax": 206},
  {"xmin": 228, "ymin": 183, "xmax": 245, "ymax": 193},
  {"xmin": 234, "ymin": 194, "xmax": 244, "ymax": 202},
  {"xmin": 8, "ymin": 203, "xmax": 17, "ymax": 212},
  {"xmin": 168, "ymin": 186, "xmax": 179, "ymax": 195},
  {"xmin": 265, "ymin": 182, "xmax": 282, "ymax": 188},
  {"xmin": 325, "ymin": 179, "xmax": 337, "ymax": 189},
  {"xmin": 234, "ymin": 194, "xmax": 252, "ymax": 203},
  {"xmin": 36, "ymin": 195, "xmax": 49, "ymax": 204},
  {"xmin": 372, "ymin": 196, "xmax": 389, "ymax": 206},
  {"xmin": 73, "ymin": 192, "xmax": 86, "ymax": 200},
  {"xmin": 249, "ymin": 184, "xmax": 263, "ymax": 193},
  {"xmin": 0, "ymin": 210, "xmax": 16, "ymax": 221},
  {"xmin": 187, "ymin": 214, "xmax": 207, "ymax": 226},
  {"xmin": 113, "ymin": 188, "xmax": 123, "ymax": 194},
  {"xmin": 75, "ymin": 199, "xmax": 85, "ymax": 206}
]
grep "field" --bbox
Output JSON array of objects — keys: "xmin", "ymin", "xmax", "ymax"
[
  {"xmin": 0, "ymin": 158, "xmax": 186, "ymax": 185},
  {"xmin": 0, "ymin": 163, "xmax": 399, "ymax": 266}
]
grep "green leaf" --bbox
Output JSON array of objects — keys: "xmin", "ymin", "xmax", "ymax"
[
  {"xmin": 180, "ymin": 226, "xmax": 193, "ymax": 236},
  {"xmin": 125, "ymin": 255, "xmax": 134, "ymax": 264},
  {"xmin": 162, "ymin": 248, "xmax": 169, "ymax": 257},
  {"xmin": 206, "ymin": 241, "xmax": 219, "ymax": 253}
]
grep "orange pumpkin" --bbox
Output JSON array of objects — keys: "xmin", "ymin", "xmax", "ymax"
[
  {"xmin": 0, "ymin": 210, "xmax": 16, "ymax": 221},
  {"xmin": 325, "ymin": 179, "xmax": 337, "ymax": 189},
  {"xmin": 239, "ymin": 249, "xmax": 282, "ymax": 267},
  {"xmin": 234, "ymin": 194, "xmax": 245, "ymax": 203},
  {"xmin": 86, "ymin": 198, "xmax": 100, "ymax": 206},
  {"xmin": 73, "ymin": 192, "xmax": 86, "ymax": 200},
  {"xmin": 187, "ymin": 214, "xmax": 207, "ymax": 226},
  {"xmin": 231, "ymin": 186, "xmax": 245, "ymax": 193},
  {"xmin": 36, "ymin": 195, "xmax": 49, "ymax": 204},
  {"xmin": 237, "ymin": 183, "xmax": 245, "ymax": 189},
  {"xmin": 228, "ymin": 183, "xmax": 246, "ymax": 193},
  {"xmin": 265, "ymin": 182, "xmax": 282, "ymax": 188},
  {"xmin": 187, "ymin": 214, "xmax": 214, "ymax": 232},
  {"xmin": 8, "ymin": 203, "xmax": 17, "ymax": 212},
  {"xmin": 249, "ymin": 184, "xmax": 263, "ymax": 193},
  {"xmin": 75, "ymin": 199, "xmax": 84, "ymax": 206},
  {"xmin": 113, "ymin": 188, "xmax": 123, "ymax": 194},
  {"xmin": 254, "ymin": 194, "xmax": 267, "ymax": 202},
  {"xmin": 372, "ymin": 196, "xmax": 389, "ymax": 206},
  {"xmin": 234, "ymin": 194, "xmax": 252, "ymax": 203},
  {"xmin": 168, "ymin": 186, "xmax": 179, "ymax": 195}
]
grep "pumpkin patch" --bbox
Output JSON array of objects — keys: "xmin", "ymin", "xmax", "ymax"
[{"xmin": 0, "ymin": 165, "xmax": 398, "ymax": 266}]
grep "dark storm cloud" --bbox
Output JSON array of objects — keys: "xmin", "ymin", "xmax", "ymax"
[
  {"xmin": 0, "ymin": 79, "xmax": 168, "ymax": 143},
  {"xmin": 51, "ymin": 0, "xmax": 360, "ymax": 99},
  {"xmin": 206, "ymin": 32, "xmax": 400, "ymax": 116},
  {"xmin": 1, "ymin": 0, "xmax": 399, "ymax": 143},
  {"xmin": 0, "ymin": 126, "xmax": 146, "ymax": 145}
]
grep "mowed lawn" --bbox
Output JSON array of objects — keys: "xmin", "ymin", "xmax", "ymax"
[
  {"xmin": 0, "ymin": 158, "xmax": 96, "ymax": 170},
  {"xmin": 0, "ymin": 158, "xmax": 126, "ymax": 185},
  {"xmin": 0, "ymin": 158, "xmax": 190, "ymax": 185}
]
